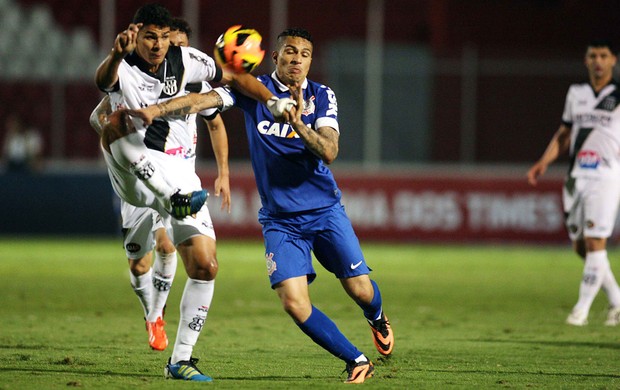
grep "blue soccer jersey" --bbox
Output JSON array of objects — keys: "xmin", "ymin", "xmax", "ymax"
[{"xmin": 224, "ymin": 72, "xmax": 342, "ymax": 213}]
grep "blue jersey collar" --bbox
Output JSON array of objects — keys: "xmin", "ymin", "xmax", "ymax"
[{"xmin": 271, "ymin": 71, "xmax": 308, "ymax": 93}]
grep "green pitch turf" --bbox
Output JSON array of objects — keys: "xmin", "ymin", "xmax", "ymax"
[{"xmin": 0, "ymin": 238, "xmax": 619, "ymax": 389}]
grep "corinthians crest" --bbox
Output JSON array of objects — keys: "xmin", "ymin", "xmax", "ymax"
[{"xmin": 163, "ymin": 76, "xmax": 178, "ymax": 95}]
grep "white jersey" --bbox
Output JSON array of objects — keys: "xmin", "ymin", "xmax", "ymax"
[
  {"xmin": 105, "ymin": 45, "xmax": 220, "ymax": 160},
  {"xmin": 562, "ymin": 81, "xmax": 620, "ymax": 178}
]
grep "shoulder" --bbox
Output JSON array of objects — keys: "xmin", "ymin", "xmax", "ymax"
[
  {"xmin": 178, "ymin": 46, "xmax": 215, "ymax": 70},
  {"xmin": 565, "ymin": 82, "xmax": 591, "ymax": 99}
]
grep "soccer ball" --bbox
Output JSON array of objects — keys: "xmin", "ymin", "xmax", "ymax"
[{"xmin": 214, "ymin": 25, "xmax": 265, "ymax": 74}]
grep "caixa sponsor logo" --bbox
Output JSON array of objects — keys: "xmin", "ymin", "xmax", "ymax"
[{"xmin": 577, "ymin": 150, "xmax": 600, "ymax": 169}]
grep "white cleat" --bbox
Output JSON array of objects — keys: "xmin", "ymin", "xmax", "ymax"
[
  {"xmin": 604, "ymin": 306, "xmax": 620, "ymax": 326},
  {"xmin": 566, "ymin": 310, "xmax": 588, "ymax": 326}
]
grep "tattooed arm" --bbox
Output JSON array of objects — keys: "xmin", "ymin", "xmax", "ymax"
[
  {"xmin": 128, "ymin": 90, "xmax": 223, "ymax": 125},
  {"xmin": 287, "ymin": 85, "xmax": 339, "ymax": 164}
]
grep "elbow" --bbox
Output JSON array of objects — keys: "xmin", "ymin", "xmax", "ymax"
[{"xmin": 323, "ymin": 148, "xmax": 339, "ymax": 165}]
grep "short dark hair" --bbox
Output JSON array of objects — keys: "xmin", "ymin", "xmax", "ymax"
[
  {"xmin": 132, "ymin": 3, "xmax": 172, "ymax": 28},
  {"xmin": 587, "ymin": 39, "xmax": 615, "ymax": 54},
  {"xmin": 277, "ymin": 28, "xmax": 313, "ymax": 48},
  {"xmin": 171, "ymin": 17, "xmax": 192, "ymax": 39}
]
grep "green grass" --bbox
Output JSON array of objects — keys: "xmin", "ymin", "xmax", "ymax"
[{"xmin": 0, "ymin": 238, "xmax": 619, "ymax": 388}]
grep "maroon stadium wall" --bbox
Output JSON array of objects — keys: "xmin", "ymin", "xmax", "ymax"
[{"xmin": 200, "ymin": 168, "xmax": 570, "ymax": 244}]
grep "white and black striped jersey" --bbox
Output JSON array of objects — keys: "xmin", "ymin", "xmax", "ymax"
[
  {"xmin": 104, "ymin": 45, "xmax": 222, "ymax": 159},
  {"xmin": 561, "ymin": 81, "xmax": 620, "ymax": 178}
]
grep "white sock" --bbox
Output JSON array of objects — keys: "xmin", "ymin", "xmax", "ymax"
[
  {"xmin": 602, "ymin": 267, "xmax": 620, "ymax": 308},
  {"xmin": 147, "ymin": 250, "xmax": 177, "ymax": 322},
  {"xmin": 109, "ymin": 132, "xmax": 174, "ymax": 209},
  {"xmin": 171, "ymin": 278, "xmax": 215, "ymax": 364},
  {"xmin": 129, "ymin": 268, "xmax": 153, "ymax": 318},
  {"xmin": 572, "ymin": 250, "xmax": 609, "ymax": 315}
]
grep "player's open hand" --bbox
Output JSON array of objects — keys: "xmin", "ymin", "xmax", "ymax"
[
  {"xmin": 526, "ymin": 162, "xmax": 546, "ymax": 186},
  {"xmin": 214, "ymin": 176, "xmax": 231, "ymax": 213}
]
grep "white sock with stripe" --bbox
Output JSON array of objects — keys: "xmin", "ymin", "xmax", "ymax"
[{"xmin": 171, "ymin": 278, "xmax": 215, "ymax": 363}]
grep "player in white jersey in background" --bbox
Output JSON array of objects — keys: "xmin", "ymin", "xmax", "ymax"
[
  {"xmin": 88, "ymin": 16, "xmax": 231, "ymax": 353},
  {"xmin": 527, "ymin": 40, "xmax": 620, "ymax": 326},
  {"xmin": 94, "ymin": 4, "xmax": 290, "ymax": 381}
]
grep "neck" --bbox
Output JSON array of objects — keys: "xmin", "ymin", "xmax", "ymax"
[{"xmin": 591, "ymin": 76, "xmax": 612, "ymax": 92}]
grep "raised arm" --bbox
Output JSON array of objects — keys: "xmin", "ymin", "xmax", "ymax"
[{"xmin": 95, "ymin": 23, "xmax": 141, "ymax": 90}]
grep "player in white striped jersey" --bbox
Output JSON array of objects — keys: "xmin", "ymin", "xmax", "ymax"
[
  {"xmin": 89, "ymin": 17, "xmax": 231, "ymax": 355},
  {"xmin": 93, "ymin": 4, "xmax": 289, "ymax": 381},
  {"xmin": 527, "ymin": 40, "xmax": 620, "ymax": 326}
]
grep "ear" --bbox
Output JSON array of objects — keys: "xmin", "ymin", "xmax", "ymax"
[{"xmin": 272, "ymin": 51, "xmax": 278, "ymax": 65}]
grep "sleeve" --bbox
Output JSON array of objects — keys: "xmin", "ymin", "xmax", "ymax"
[
  {"xmin": 198, "ymin": 81, "xmax": 218, "ymax": 118},
  {"xmin": 315, "ymin": 85, "xmax": 340, "ymax": 133},
  {"xmin": 181, "ymin": 46, "xmax": 219, "ymax": 84},
  {"xmin": 213, "ymin": 86, "xmax": 236, "ymax": 112},
  {"xmin": 561, "ymin": 86, "xmax": 574, "ymax": 127}
]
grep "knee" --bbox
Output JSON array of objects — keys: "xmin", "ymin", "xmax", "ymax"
[
  {"xmin": 281, "ymin": 297, "xmax": 311, "ymax": 323},
  {"xmin": 155, "ymin": 238, "xmax": 176, "ymax": 256},
  {"xmin": 585, "ymin": 237, "xmax": 606, "ymax": 253},
  {"xmin": 102, "ymin": 110, "xmax": 132, "ymax": 148},
  {"xmin": 129, "ymin": 257, "xmax": 151, "ymax": 276},
  {"xmin": 342, "ymin": 276, "xmax": 374, "ymax": 305},
  {"xmin": 188, "ymin": 254, "xmax": 218, "ymax": 280}
]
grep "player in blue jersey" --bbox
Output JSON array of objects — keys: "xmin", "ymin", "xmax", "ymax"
[{"xmin": 129, "ymin": 27, "xmax": 394, "ymax": 384}]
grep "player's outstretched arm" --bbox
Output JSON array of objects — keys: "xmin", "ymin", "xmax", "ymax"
[
  {"xmin": 526, "ymin": 124, "xmax": 571, "ymax": 186},
  {"xmin": 127, "ymin": 91, "xmax": 224, "ymax": 126},
  {"xmin": 128, "ymin": 89, "xmax": 296, "ymax": 125}
]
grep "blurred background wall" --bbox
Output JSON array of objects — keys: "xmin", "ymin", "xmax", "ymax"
[{"xmin": 2, "ymin": 0, "xmax": 619, "ymax": 241}]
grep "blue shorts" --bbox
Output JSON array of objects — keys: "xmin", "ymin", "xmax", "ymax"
[{"xmin": 258, "ymin": 202, "xmax": 370, "ymax": 288}]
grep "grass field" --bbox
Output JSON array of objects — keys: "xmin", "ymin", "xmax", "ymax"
[{"xmin": 0, "ymin": 238, "xmax": 619, "ymax": 389}]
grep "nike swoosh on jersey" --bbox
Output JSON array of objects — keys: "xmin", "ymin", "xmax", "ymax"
[{"xmin": 350, "ymin": 261, "xmax": 363, "ymax": 270}]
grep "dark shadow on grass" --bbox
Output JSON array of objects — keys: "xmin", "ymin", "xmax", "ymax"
[
  {"xmin": 424, "ymin": 368, "xmax": 620, "ymax": 380},
  {"xmin": 0, "ymin": 367, "xmax": 159, "ymax": 378},
  {"xmin": 0, "ymin": 367, "xmax": 321, "ymax": 381},
  {"xmin": 474, "ymin": 338, "xmax": 620, "ymax": 350}
]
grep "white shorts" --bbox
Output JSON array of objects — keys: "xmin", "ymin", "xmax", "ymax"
[
  {"xmin": 565, "ymin": 176, "xmax": 620, "ymax": 240},
  {"xmin": 121, "ymin": 200, "xmax": 216, "ymax": 259},
  {"xmin": 121, "ymin": 202, "xmax": 163, "ymax": 259},
  {"xmin": 102, "ymin": 145, "xmax": 201, "ymax": 216},
  {"xmin": 103, "ymin": 144, "xmax": 215, "ymax": 253}
]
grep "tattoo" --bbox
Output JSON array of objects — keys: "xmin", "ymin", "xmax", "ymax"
[
  {"xmin": 214, "ymin": 92, "xmax": 223, "ymax": 110},
  {"xmin": 157, "ymin": 102, "xmax": 194, "ymax": 117},
  {"xmin": 154, "ymin": 91, "xmax": 223, "ymax": 119},
  {"xmin": 295, "ymin": 125, "xmax": 339, "ymax": 163}
]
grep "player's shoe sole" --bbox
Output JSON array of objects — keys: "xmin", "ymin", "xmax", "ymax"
[
  {"xmin": 344, "ymin": 359, "xmax": 374, "ymax": 384},
  {"xmin": 146, "ymin": 317, "xmax": 168, "ymax": 351},
  {"xmin": 164, "ymin": 357, "xmax": 212, "ymax": 381},
  {"xmin": 368, "ymin": 312, "xmax": 394, "ymax": 356}
]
